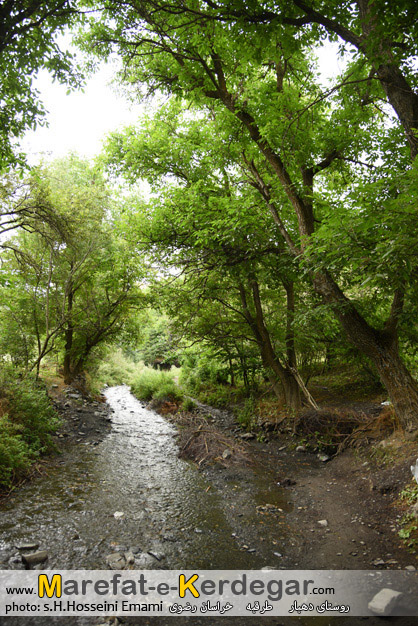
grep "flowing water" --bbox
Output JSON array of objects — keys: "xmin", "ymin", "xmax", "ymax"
[{"xmin": 0, "ymin": 386, "xmax": 290, "ymax": 571}]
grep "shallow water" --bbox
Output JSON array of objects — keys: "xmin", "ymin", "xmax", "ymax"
[{"xmin": 0, "ymin": 386, "xmax": 290, "ymax": 570}]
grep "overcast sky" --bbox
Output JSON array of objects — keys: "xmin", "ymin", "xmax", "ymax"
[
  {"xmin": 21, "ymin": 61, "xmax": 141, "ymax": 163},
  {"xmin": 21, "ymin": 45, "xmax": 343, "ymax": 165}
]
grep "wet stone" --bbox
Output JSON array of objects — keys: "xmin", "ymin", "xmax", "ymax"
[
  {"xmin": 22, "ymin": 551, "xmax": 48, "ymax": 566},
  {"xmin": 16, "ymin": 542, "xmax": 39, "ymax": 551},
  {"xmin": 147, "ymin": 550, "xmax": 165, "ymax": 561},
  {"xmin": 124, "ymin": 551, "xmax": 135, "ymax": 565},
  {"xmin": 106, "ymin": 553, "xmax": 126, "ymax": 569}
]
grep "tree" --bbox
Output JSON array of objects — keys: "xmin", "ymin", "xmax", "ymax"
[
  {"xmin": 0, "ymin": 1, "xmax": 82, "ymax": 169},
  {"xmin": 83, "ymin": 1, "xmax": 418, "ymax": 426},
  {"xmin": 104, "ymin": 105, "xmax": 320, "ymax": 410},
  {"xmin": 0, "ymin": 155, "xmax": 141, "ymax": 382}
]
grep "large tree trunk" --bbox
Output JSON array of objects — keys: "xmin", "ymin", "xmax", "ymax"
[
  {"xmin": 374, "ymin": 344, "xmax": 418, "ymax": 430},
  {"xmin": 238, "ymin": 280, "xmax": 307, "ymax": 411},
  {"xmin": 63, "ymin": 277, "xmax": 74, "ymax": 385},
  {"xmin": 313, "ymin": 270, "xmax": 418, "ymax": 428},
  {"xmin": 375, "ymin": 62, "xmax": 418, "ymax": 160}
]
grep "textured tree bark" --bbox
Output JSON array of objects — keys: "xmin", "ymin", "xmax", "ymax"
[
  {"xmin": 375, "ymin": 62, "xmax": 418, "ymax": 159},
  {"xmin": 63, "ymin": 276, "xmax": 74, "ymax": 385},
  {"xmin": 313, "ymin": 270, "xmax": 418, "ymax": 428},
  {"xmin": 238, "ymin": 280, "xmax": 304, "ymax": 411}
]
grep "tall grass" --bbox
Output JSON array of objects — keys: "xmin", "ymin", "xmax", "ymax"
[{"xmin": 130, "ymin": 367, "xmax": 183, "ymax": 403}]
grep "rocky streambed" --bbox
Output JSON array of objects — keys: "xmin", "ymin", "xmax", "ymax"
[
  {"xmin": 0, "ymin": 385, "xmax": 416, "ymax": 626},
  {"xmin": 0, "ymin": 386, "xmax": 292, "ymax": 572}
]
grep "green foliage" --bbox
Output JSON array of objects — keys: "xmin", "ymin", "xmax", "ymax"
[
  {"xmin": 0, "ymin": 156, "xmax": 143, "ymax": 381},
  {"xmin": 180, "ymin": 352, "xmax": 230, "ymax": 392},
  {"xmin": 0, "ymin": 366, "xmax": 60, "ymax": 488},
  {"xmin": 139, "ymin": 313, "xmax": 178, "ymax": 368},
  {"xmin": 182, "ymin": 397, "xmax": 197, "ymax": 412},
  {"xmin": 0, "ymin": 2, "xmax": 83, "ymax": 169},
  {"xmin": 89, "ymin": 347, "xmax": 143, "ymax": 392},
  {"xmin": 130, "ymin": 367, "xmax": 182, "ymax": 403},
  {"xmin": 235, "ymin": 397, "xmax": 258, "ymax": 431},
  {"xmin": 0, "ymin": 415, "xmax": 32, "ymax": 488}
]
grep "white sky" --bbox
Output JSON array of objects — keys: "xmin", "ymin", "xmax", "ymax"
[
  {"xmin": 21, "ymin": 44, "xmax": 343, "ymax": 164},
  {"xmin": 21, "ymin": 61, "xmax": 141, "ymax": 163}
]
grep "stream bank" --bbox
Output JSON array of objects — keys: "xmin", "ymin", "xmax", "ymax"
[{"xmin": 0, "ymin": 385, "xmax": 416, "ymax": 626}]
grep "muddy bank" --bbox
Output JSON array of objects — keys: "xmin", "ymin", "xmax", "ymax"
[{"xmin": 168, "ymin": 398, "xmax": 418, "ymax": 572}]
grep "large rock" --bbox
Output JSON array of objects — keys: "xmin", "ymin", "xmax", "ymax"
[
  {"xmin": 368, "ymin": 588, "xmax": 403, "ymax": 615},
  {"xmin": 106, "ymin": 553, "xmax": 126, "ymax": 569},
  {"xmin": 22, "ymin": 551, "xmax": 48, "ymax": 566}
]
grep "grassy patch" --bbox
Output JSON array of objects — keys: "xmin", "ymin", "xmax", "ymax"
[
  {"xmin": 130, "ymin": 367, "xmax": 183, "ymax": 403},
  {"xmin": 398, "ymin": 483, "xmax": 418, "ymax": 551}
]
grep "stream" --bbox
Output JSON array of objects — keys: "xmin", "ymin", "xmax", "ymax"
[
  {"xmin": 1, "ymin": 386, "xmax": 397, "ymax": 626},
  {"xmin": 0, "ymin": 385, "xmax": 290, "ymax": 571}
]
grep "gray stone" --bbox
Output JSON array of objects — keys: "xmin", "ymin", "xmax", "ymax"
[
  {"xmin": 124, "ymin": 551, "xmax": 135, "ymax": 565},
  {"xmin": 411, "ymin": 502, "xmax": 418, "ymax": 518},
  {"xmin": 240, "ymin": 432, "xmax": 255, "ymax": 440},
  {"xmin": 22, "ymin": 551, "xmax": 48, "ymax": 566},
  {"xmin": 372, "ymin": 559, "xmax": 386, "ymax": 566},
  {"xmin": 405, "ymin": 565, "xmax": 416, "ymax": 571},
  {"xmin": 147, "ymin": 551, "xmax": 165, "ymax": 561},
  {"xmin": 16, "ymin": 542, "xmax": 39, "ymax": 551},
  {"xmin": 68, "ymin": 393, "xmax": 81, "ymax": 399},
  {"xmin": 317, "ymin": 520, "xmax": 328, "ymax": 527},
  {"xmin": 368, "ymin": 588, "xmax": 403, "ymax": 615},
  {"xmin": 222, "ymin": 449, "xmax": 232, "ymax": 459},
  {"xmin": 106, "ymin": 553, "xmax": 126, "ymax": 569},
  {"xmin": 296, "ymin": 445, "xmax": 306, "ymax": 453},
  {"xmin": 134, "ymin": 553, "xmax": 155, "ymax": 568}
]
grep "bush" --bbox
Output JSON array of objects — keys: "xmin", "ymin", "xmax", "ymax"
[
  {"xmin": 182, "ymin": 397, "xmax": 197, "ymax": 412},
  {"xmin": 130, "ymin": 367, "xmax": 183, "ymax": 403},
  {"xmin": 90, "ymin": 347, "xmax": 143, "ymax": 392},
  {"xmin": 235, "ymin": 397, "xmax": 258, "ymax": 431},
  {"xmin": 0, "ymin": 366, "xmax": 60, "ymax": 489},
  {"xmin": 0, "ymin": 415, "xmax": 31, "ymax": 488}
]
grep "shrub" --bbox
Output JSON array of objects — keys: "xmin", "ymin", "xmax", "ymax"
[
  {"xmin": 90, "ymin": 347, "xmax": 143, "ymax": 391},
  {"xmin": 0, "ymin": 366, "xmax": 60, "ymax": 489},
  {"xmin": 130, "ymin": 367, "xmax": 183, "ymax": 403},
  {"xmin": 0, "ymin": 415, "xmax": 31, "ymax": 488},
  {"xmin": 0, "ymin": 369, "xmax": 59, "ymax": 454},
  {"xmin": 182, "ymin": 397, "xmax": 197, "ymax": 412},
  {"xmin": 235, "ymin": 397, "xmax": 258, "ymax": 431}
]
